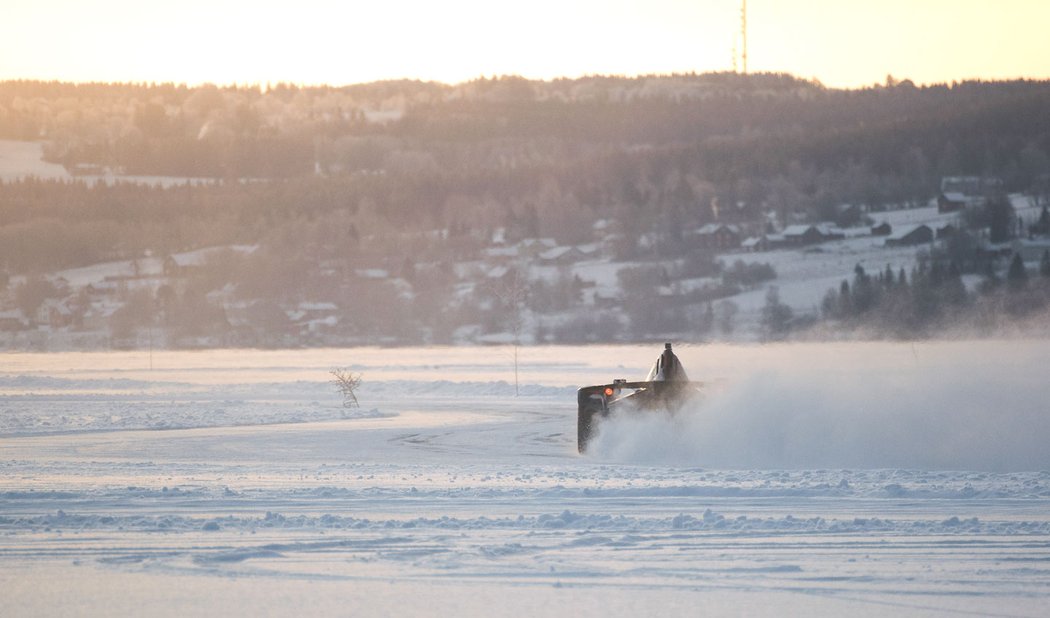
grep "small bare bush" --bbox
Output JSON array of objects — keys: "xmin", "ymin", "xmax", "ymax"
[{"xmin": 330, "ymin": 368, "xmax": 362, "ymax": 408}]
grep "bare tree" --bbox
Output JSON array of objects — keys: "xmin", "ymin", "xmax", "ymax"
[
  {"xmin": 491, "ymin": 269, "xmax": 529, "ymax": 395},
  {"xmin": 330, "ymin": 368, "xmax": 362, "ymax": 408}
]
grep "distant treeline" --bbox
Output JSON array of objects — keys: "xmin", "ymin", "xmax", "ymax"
[
  {"xmin": 3, "ymin": 74, "xmax": 1049, "ymax": 203},
  {"xmin": 2, "ymin": 74, "xmax": 1050, "ymax": 271},
  {"xmin": 816, "ymin": 251, "xmax": 1050, "ymax": 340}
]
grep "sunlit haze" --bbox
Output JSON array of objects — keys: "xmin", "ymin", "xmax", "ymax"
[{"xmin": 3, "ymin": 0, "xmax": 1049, "ymax": 88}]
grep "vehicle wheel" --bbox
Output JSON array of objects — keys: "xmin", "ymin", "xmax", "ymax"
[{"xmin": 577, "ymin": 402, "xmax": 603, "ymax": 454}]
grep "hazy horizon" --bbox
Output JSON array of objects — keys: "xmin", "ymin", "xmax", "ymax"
[
  {"xmin": 4, "ymin": 1, "xmax": 1050, "ymax": 89},
  {"xmin": 4, "ymin": 70, "xmax": 1050, "ymax": 92}
]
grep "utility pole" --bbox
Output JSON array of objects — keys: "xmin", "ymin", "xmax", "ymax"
[{"xmin": 741, "ymin": 0, "xmax": 748, "ymax": 75}]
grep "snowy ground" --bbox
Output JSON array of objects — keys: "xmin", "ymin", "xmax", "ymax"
[
  {"xmin": 2, "ymin": 342, "xmax": 1050, "ymax": 616},
  {"xmin": 0, "ymin": 139, "xmax": 207, "ymax": 187}
]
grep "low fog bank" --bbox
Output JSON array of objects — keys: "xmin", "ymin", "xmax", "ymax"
[{"xmin": 590, "ymin": 340, "xmax": 1050, "ymax": 471}]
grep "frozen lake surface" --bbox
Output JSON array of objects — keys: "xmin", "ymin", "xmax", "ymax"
[{"xmin": 2, "ymin": 342, "xmax": 1049, "ymax": 616}]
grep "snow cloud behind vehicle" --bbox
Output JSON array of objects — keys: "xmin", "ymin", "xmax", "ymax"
[{"xmin": 588, "ymin": 340, "xmax": 1050, "ymax": 471}]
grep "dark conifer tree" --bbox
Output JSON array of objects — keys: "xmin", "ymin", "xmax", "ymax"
[
  {"xmin": 1007, "ymin": 253, "xmax": 1028, "ymax": 289},
  {"xmin": 851, "ymin": 265, "xmax": 875, "ymax": 314},
  {"xmin": 761, "ymin": 286, "xmax": 794, "ymax": 339},
  {"xmin": 986, "ymin": 195, "xmax": 1016, "ymax": 244},
  {"xmin": 1034, "ymin": 206, "xmax": 1050, "ymax": 236},
  {"xmin": 979, "ymin": 260, "xmax": 1001, "ymax": 294},
  {"xmin": 838, "ymin": 280, "xmax": 852, "ymax": 318},
  {"xmin": 943, "ymin": 262, "xmax": 968, "ymax": 306}
]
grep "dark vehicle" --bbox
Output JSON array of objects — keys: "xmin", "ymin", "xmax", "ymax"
[{"xmin": 576, "ymin": 343, "xmax": 703, "ymax": 453}]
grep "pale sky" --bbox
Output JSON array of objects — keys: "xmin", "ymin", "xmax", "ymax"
[{"xmin": 2, "ymin": 0, "xmax": 1049, "ymax": 89}]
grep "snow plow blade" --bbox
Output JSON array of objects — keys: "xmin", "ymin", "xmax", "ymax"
[{"xmin": 577, "ymin": 343, "xmax": 702, "ymax": 454}]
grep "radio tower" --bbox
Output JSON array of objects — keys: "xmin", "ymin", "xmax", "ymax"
[{"xmin": 740, "ymin": 0, "xmax": 748, "ymax": 74}]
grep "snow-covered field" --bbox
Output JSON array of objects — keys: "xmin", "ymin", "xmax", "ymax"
[
  {"xmin": 0, "ymin": 139, "xmax": 206, "ymax": 187},
  {"xmin": 3, "ymin": 342, "xmax": 1050, "ymax": 616}
]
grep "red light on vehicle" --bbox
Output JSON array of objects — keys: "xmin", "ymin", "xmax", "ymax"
[{"xmin": 604, "ymin": 387, "xmax": 614, "ymax": 397}]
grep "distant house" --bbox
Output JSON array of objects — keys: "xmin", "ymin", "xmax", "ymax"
[
  {"xmin": 764, "ymin": 233, "xmax": 787, "ymax": 249},
  {"xmin": 591, "ymin": 291, "xmax": 621, "ymax": 309},
  {"xmin": 816, "ymin": 225, "xmax": 846, "ymax": 241},
  {"xmin": 163, "ymin": 246, "xmax": 257, "ymax": 277},
  {"xmin": 485, "ymin": 266, "xmax": 519, "ymax": 283},
  {"xmin": 871, "ymin": 222, "xmax": 892, "ymax": 237},
  {"xmin": 936, "ymin": 223, "xmax": 956, "ymax": 239},
  {"xmin": 287, "ymin": 301, "xmax": 340, "ymax": 335},
  {"xmin": 85, "ymin": 281, "xmax": 119, "ymax": 297},
  {"xmin": 163, "ymin": 254, "xmax": 200, "ymax": 277},
  {"xmin": 835, "ymin": 203, "xmax": 864, "ymax": 223},
  {"xmin": 41, "ymin": 298, "xmax": 75, "ymax": 328},
  {"xmin": 538, "ymin": 246, "xmax": 587, "ymax": 265},
  {"xmin": 354, "ymin": 268, "xmax": 390, "ymax": 280},
  {"xmin": 741, "ymin": 235, "xmax": 768, "ymax": 252},
  {"xmin": 516, "ymin": 238, "xmax": 558, "ymax": 259},
  {"xmin": 782, "ymin": 225, "xmax": 826, "ymax": 246},
  {"xmin": 0, "ymin": 309, "xmax": 29, "ymax": 331},
  {"xmin": 1010, "ymin": 238, "xmax": 1050, "ymax": 263},
  {"xmin": 591, "ymin": 218, "xmax": 615, "ymax": 240},
  {"xmin": 483, "ymin": 246, "xmax": 520, "ymax": 260},
  {"xmin": 885, "ymin": 224, "xmax": 933, "ymax": 246},
  {"xmin": 937, "ymin": 192, "xmax": 970, "ymax": 213},
  {"xmin": 691, "ymin": 224, "xmax": 742, "ymax": 250},
  {"xmin": 80, "ymin": 301, "xmax": 121, "ymax": 332},
  {"xmin": 937, "ymin": 176, "xmax": 1003, "ymax": 213}
]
